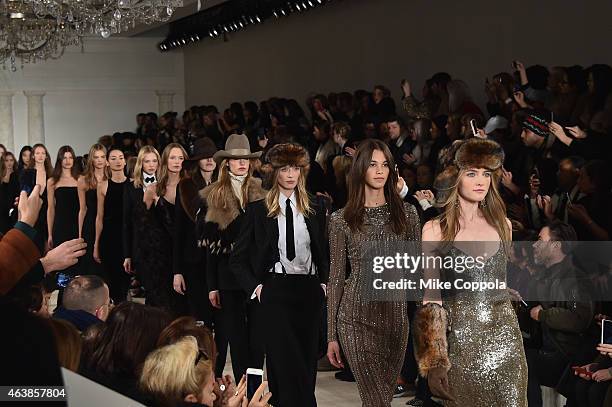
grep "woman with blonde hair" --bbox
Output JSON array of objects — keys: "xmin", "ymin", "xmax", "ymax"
[
  {"xmin": 139, "ymin": 336, "xmax": 217, "ymax": 407},
  {"xmin": 123, "ymin": 145, "xmax": 165, "ymax": 306},
  {"xmin": 198, "ymin": 134, "xmax": 265, "ymax": 381},
  {"xmin": 78, "ymin": 143, "xmax": 107, "ymax": 276},
  {"xmin": 414, "ymin": 138, "xmax": 527, "ymax": 406},
  {"xmin": 231, "ymin": 143, "xmax": 327, "ymax": 407}
]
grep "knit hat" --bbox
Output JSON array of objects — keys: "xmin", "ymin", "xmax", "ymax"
[{"xmin": 522, "ymin": 111, "xmax": 549, "ymax": 138}]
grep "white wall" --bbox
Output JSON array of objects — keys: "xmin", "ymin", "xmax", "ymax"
[
  {"xmin": 0, "ymin": 37, "xmax": 184, "ymax": 156},
  {"xmin": 183, "ymin": 0, "xmax": 612, "ymax": 111}
]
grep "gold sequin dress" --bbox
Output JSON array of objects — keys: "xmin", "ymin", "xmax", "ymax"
[
  {"xmin": 443, "ymin": 246, "xmax": 528, "ymax": 407},
  {"xmin": 327, "ymin": 203, "xmax": 421, "ymax": 407}
]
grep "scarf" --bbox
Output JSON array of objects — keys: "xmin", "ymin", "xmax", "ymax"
[{"xmin": 229, "ymin": 172, "xmax": 247, "ymax": 208}]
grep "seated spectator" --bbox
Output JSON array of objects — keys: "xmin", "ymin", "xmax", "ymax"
[
  {"xmin": 53, "ymin": 275, "xmax": 111, "ymax": 331},
  {"xmin": 46, "ymin": 318, "xmax": 82, "ymax": 372},
  {"xmin": 157, "ymin": 316, "xmax": 217, "ymax": 371},
  {"xmin": 81, "ymin": 302, "xmax": 171, "ymax": 398},
  {"xmin": 572, "ymin": 338, "xmax": 612, "ymax": 407},
  {"xmin": 526, "ymin": 221, "xmax": 594, "ymax": 407},
  {"xmin": 386, "ymin": 116, "xmax": 414, "ymax": 170},
  {"xmin": 140, "ymin": 336, "xmax": 217, "ymax": 407}
]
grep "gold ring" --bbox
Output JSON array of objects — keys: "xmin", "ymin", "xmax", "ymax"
[{"xmin": 234, "ymin": 391, "xmax": 239, "ymax": 397}]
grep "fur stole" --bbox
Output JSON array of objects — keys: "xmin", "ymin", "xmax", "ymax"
[
  {"xmin": 197, "ymin": 177, "xmax": 266, "ymax": 254},
  {"xmin": 178, "ymin": 176, "xmax": 206, "ymax": 223}
]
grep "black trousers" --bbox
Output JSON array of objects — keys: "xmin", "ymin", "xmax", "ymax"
[
  {"xmin": 217, "ymin": 289, "xmax": 265, "ymax": 381},
  {"xmin": 526, "ymin": 348, "xmax": 568, "ymax": 407},
  {"xmin": 183, "ymin": 263, "xmax": 213, "ymax": 326},
  {"xmin": 261, "ymin": 274, "xmax": 323, "ymax": 407}
]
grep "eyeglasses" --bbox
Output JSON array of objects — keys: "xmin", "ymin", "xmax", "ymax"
[
  {"xmin": 96, "ymin": 298, "xmax": 114, "ymax": 313},
  {"xmin": 195, "ymin": 348, "xmax": 210, "ymax": 365}
]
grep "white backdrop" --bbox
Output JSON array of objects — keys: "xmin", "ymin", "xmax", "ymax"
[{"xmin": 0, "ymin": 37, "xmax": 184, "ymax": 156}]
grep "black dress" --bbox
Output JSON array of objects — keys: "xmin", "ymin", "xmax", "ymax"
[
  {"xmin": 101, "ymin": 179, "xmax": 130, "ymax": 303},
  {"xmin": 52, "ymin": 186, "xmax": 80, "ymax": 275},
  {"xmin": 81, "ymin": 188, "xmax": 104, "ymax": 277},
  {"xmin": 0, "ymin": 173, "xmax": 19, "ymax": 234},
  {"xmin": 123, "ymin": 183, "xmax": 176, "ymax": 313}
]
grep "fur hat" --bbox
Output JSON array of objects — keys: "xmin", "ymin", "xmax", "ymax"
[
  {"xmin": 454, "ymin": 138, "xmax": 504, "ymax": 171},
  {"xmin": 266, "ymin": 143, "xmax": 310, "ymax": 169}
]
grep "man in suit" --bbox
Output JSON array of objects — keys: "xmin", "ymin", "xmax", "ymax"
[{"xmin": 230, "ymin": 143, "xmax": 329, "ymax": 407}]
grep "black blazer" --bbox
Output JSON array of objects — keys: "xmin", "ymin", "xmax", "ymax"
[{"xmin": 229, "ymin": 198, "xmax": 329, "ymax": 298}]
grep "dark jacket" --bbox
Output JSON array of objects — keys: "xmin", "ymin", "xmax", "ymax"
[
  {"xmin": 53, "ymin": 307, "xmax": 103, "ymax": 332},
  {"xmin": 0, "ymin": 222, "xmax": 41, "ymax": 295},
  {"xmin": 229, "ymin": 198, "xmax": 329, "ymax": 298},
  {"xmin": 197, "ymin": 177, "xmax": 266, "ymax": 292},
  {"xmin": 173, "ymin": 175, "xmax": 210, "ymax": 275},
  {"xmin": 529, "ymin": 255, "xmax": 594, "ymax": 358}
]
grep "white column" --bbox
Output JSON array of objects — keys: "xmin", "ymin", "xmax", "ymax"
[
  {"xmin": 156, "ymin": 90, "xmax": 175, "ymax": 115},
  {"xmin": 0, "ymin": 91, "xmax": 15, "ymax": 151},
  {"xmin": 24, "ymin": 91, "xmax": 46, "ymax": 145}
]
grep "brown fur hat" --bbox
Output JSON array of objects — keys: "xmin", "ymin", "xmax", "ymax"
[
  {"xmin": 454, "ymin": 138, "xmax": 504, "ymax": 171},
  {"xmin": 267, "ymin": 143, "xmax": 310, "ymax": 169}
]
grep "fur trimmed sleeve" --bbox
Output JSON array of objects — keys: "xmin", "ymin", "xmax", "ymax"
[{"xmin": 413, "ymin": 303, "xmax": 451, "ymax": 377}]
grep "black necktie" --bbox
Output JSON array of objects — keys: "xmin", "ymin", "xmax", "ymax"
[
  {"xmin": 145, "ymin": 177, "xmax": 155, "ymax": 183},
  {"xmin": 286, "ymin": 198, "xmax": 295, "ymax": 261}
]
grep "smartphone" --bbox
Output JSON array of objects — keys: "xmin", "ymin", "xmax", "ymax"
[
  {"xmin": 246, "ymin": 368, "xmax": 263, "ymax": 401},
  {"xmin": 469, "ymin": 119, "xmax": 478, "ymax": 137},
  {"xmin": 56, "ymin": 272, "xmax": 72, "ymax": 288},
  {"xmin": 601, "ymin": 319, "xmax": 612, "ymax": 344},
  {"xmin": 550, "ymin": 111, "xmax": 554, "ymax": 123}
]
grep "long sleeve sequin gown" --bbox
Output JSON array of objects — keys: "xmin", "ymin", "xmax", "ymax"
[
  {"xmin": 443, "ymin": 246, "xmax": 528, "ymax": 407},
  {"xmin": 327, "ymin": 203, "xmax": 421, "ymax": 407}
]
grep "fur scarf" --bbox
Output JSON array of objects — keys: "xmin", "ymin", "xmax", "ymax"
[
  {"xmin": 413, "ymin": 303, "xmax": 451, "ymax": 377},
  {"xmin": 197, "ymin": 177, "xmax": 266, "ymax": 254}
]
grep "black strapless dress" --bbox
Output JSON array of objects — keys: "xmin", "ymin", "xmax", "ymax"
[{"xmin": 53, "ymin": 186, "xmax": 80, "ymax": 275}]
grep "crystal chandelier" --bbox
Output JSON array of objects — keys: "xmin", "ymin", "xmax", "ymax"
[
  {"xmin": 1, "ymin": 1, "xmax": 83, "ymax": 71},
  {"xmin": 28, "ymin": 0, "xmax": 183, "ymax": 38}
]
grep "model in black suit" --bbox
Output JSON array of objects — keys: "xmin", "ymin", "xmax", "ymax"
[
  {"xmin": 230, "ymin": 143, "xmax": 329, "ymax": 407},
  {"xmin": 198, "ymin": 134, "xmax": 265, "ymax": 381}
]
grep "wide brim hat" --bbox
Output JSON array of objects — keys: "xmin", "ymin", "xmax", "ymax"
[
  {"xmin": 187, "ymin": 137, "xmax": 217, "ymax": 162},
  {"xmin": 266, "ymin": 143, "xmax": 310, "ymax": 169},
  {"xmin": 212, "ymin": 133, "xmax": 262, "ymax": 165},
  {"xmin": 454, "ymin": 138, "xmax": 504, "ymax": 171}
]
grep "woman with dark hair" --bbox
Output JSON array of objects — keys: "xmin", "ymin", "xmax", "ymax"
[
  {"xmin": 0, "ymin": 151, "xmax": 19, "ymax": 234},
  {"xmin": 326, "ymin": 139, "xmax": 421, "ymax": 406},
  {"xmin": 578, "ymin": 64, "xmax": 612, "ymax": 133},
  {"xmin": 47, "ymin": 146, "xmax": 80, "ymax": 264},
  {"xmin": 198, "ymin": 134, "xmax": 265, "ymax": 381},
  {"xmin": 567, "ymin": 159, "xmax": 611, "ymax": 241},
  {"xmin": 94, "ymin": 147, "xmax": 128, "ymax": 303},
  {"xmin": 78, "ymin": 144, "xmax": 107, "ymax": 276},
  {"xmin": 16, "ymin": 146, "xmax": 31, "ymax": 178},
  {"xmin": 174, "ymin": 138, "xmax": 217, "ymax": 325},
  {"xmin": 22, "ymin": 143, "xmax": 53, "ymax": 248},
  {"xmin": 81, "ymin": 302, "xmax": 171, "ymax": 398}
]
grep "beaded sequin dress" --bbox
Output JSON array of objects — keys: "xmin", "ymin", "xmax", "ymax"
[
  {"xmin": 327, "ymin": 203, "xmax": 420, "ymax": 407},
  {"xmin": 443, "ymin": 245, "xmax": 528, "ymax": 407}
]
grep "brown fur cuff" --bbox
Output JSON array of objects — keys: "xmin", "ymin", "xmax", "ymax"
[{"xmin": 413, "ymin": 303, "xmax": 451, "ymax": 378}]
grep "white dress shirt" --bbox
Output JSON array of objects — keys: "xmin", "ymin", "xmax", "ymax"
[{"xmin": 251, "ymin": 191, "xmax": 326, "ymax": 300}]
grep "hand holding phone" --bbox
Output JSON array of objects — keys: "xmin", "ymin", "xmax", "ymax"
[
  {"xmin": 246, "ymin": 368, "xmax": 263, "ymax": 401},
  {"xmin": 572, "ymin": 366, "xmax": 593, "ymax": 377}
]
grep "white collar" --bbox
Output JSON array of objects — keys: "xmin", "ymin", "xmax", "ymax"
[{"xmin": 279, "ymin": 191, "xmax": 297, "ymax": 215}]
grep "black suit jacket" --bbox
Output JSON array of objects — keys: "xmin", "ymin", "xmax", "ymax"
[{"xmin": 230, "ymin": 198, "xmax": 329, "ymax": 298}]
